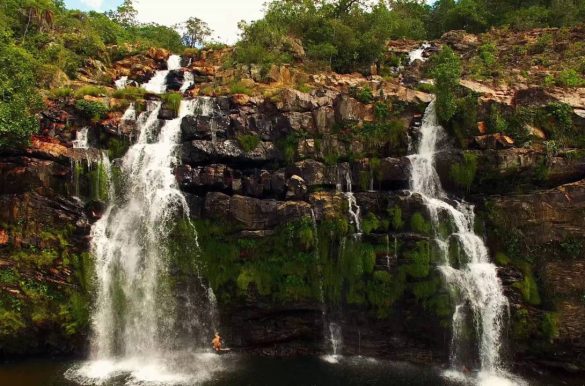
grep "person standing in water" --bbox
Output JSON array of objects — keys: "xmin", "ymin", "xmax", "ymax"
[{"xmin": 211, "ymin": 332, "xmax": 222, "ymax": 352}]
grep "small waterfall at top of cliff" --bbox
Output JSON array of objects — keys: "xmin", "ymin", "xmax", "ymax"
[
  {"xmin": 408, "ymin": 101, "xmax": 523, "ymax": 385},
  {"xmin": 142, "ymin": 54, "xmax": 181, "ymax": 94},
  {"xmin": 66, "ymin": 97, "xmax": 223, "ymax": 386},
  {"xmin": 115, "ymin": 76, "xmax": 128, "ymax": 89},
  {"xmin": 408, "ymin": 42, "xmax": 431, "ymax": 64}
]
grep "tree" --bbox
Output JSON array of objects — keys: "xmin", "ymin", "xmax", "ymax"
[
  {"xmin": 0, "ymin": 39, "xmax": 41, "ymax": 150},
  {"xmin": 181, "ymin": 17, "xmax": 212, "ymax": 48},
  {"xmin": 431, "ymin": 46, "xmax": 461, "ymax": 123},
  {"xmin": 106, "ymin": 0, "xmax": 137, "ymax": 27}
]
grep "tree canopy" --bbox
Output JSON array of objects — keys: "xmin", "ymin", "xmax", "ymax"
[{"xmin": 235, "ymin": 0, "xmax": 585, "ymax": 72}]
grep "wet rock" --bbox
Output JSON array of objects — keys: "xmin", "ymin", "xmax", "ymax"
[
  {"xmin": 166, "ymin": 70, "xmax": 184, "ymax": 91},
  {"xmin": 181, "ymin": 140, "xmax": 281, "ymax": 165},
  {"xmin": 286, "ymin": 175, "xmax": 308, "ymax": 200}
]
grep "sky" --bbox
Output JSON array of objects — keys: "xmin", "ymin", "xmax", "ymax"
[{"xmin": 64, "ymin": 0, "xmax": 269, "ymax": 44}]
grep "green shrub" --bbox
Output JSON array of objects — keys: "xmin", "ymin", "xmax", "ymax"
[
  {"xmin": 74, "ymin": 85, "xmax": 106, "ymax": 98},
  {"xmin": 75, "ymin": 100, "xmax": 109, "ymax": 121},
  {"xmin": 556, "ymin": 69, "xmax": 585, "ymax": 87},
  {"xmin": 236, "ymin": 134, "xmax": 261, "ymax": 152},
  {"xmin": 49, "ymin": 87, "xmax": 73, "ymax": 99},
  {"xmin": 229, "ymin": 81, "xmax": 253, "ymax": 95},
  {"xmin": 160, "ymin": 92, "xmax": 182, "ymax": 113},
  {"xmin": 350, "ymin": 86, "xmax": 374, "ymax": 104},
  {"xmin": 431, "ymin": 47, "xmax": 462, "ymax": 123},
  {"xmin": 112, "ymin": 87, "xmax": 147, "ymax": 101}
]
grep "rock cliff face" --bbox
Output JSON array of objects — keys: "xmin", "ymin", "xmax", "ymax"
[{"xmin": 1, "ymin": 29, "xmax": 584, "ymax": 376}]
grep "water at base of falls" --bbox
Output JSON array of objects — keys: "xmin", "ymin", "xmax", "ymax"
[
  {"xmin": 66, "ymin": 97, "xmax": 220, "ymax": 385},
  {"xmin": 408, "ymin": 100, "xmax": 524, "ymax": 385}
]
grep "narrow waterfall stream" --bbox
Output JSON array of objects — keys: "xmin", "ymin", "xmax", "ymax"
[
  {"xmin": 408, "ymin": 101, "xmax": 523, "ymax": 385},
  {"xmin": 343, "ymin": 171, "xmax": 362, "ymax": 236},
  {"xmin": 66, "ymin": 97, "xmax": 223, "ymax": 385}
]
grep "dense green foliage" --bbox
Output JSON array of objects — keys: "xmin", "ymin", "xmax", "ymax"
[
  {"xmin": 235, "ymin": 0, "xmax": 585, "ymax": 73},
  {"xmin": 0, "ymin": 0, "xmax": 184, "ymax": 150}
]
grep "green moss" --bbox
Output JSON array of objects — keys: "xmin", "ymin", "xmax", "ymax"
[
  {"xmin": 362, "ymin": 212, "xmax": 381, "ymax": 235},
  {"xmin": 388, "ymin": 205, "xmax": 404, "ymax": 231},
  {"xmin": 513, "ymin": 269, "xmax": 541, "ymax": 306},
  {"xmin": 236, "ymin": 134, "xmax": 261, "ymax": 152},
  {"xmin": 541, "ymin": 312, "xmax": 559, "ymax": 341},
  {"xmin": 495, "ymin": 252, "xmax": 511, "ymax": 266},
  {"xmin": 403, "ymin": 241, "xmax": 431, "ymax": 278},
  {"xmin": 108, "ymin": 137, "xmax": 130, "ymax": 159},
  {"xmin": 229, "ymin": 81, "xmax": 253, "ymax": 95},
  {"xmin": 450, "ymin": 152, "xmax": 478, "ymax": 192},
  {"xmin": 410, "ymin": 212, "xmax": 431, "ymax": 234}
]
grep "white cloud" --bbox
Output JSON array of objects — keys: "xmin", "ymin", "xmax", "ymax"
[
  {"xmin": 134, "ymin": 0, "xmax": 269, "ymax": 44},
  {"xmin": 81, "ymin": 0, "xmax": 104, "ymax": 9}
]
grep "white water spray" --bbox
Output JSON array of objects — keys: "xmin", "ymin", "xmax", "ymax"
[
  {"xmin": 408, "ymin": 42, "xmax": 431, "ymax": 64},
  {"xmin": 408, "ymin": 101, "xmax": 521, "ymax": 385},
  {"xmin": 67, "ymin": 98, "xmax": 222, "ymax": 385},
  {"xmin": 343, "ymin": 171, "xmax": 362, "ymax": 236},
  {"xmin": 142, "ymin": 54, "xmax": 181, "ymax": 94},
  {"xmin": 180, "ymin": 71, "xmax": 195, "ymax": 93},
  {"xmin": 115, "ymin": 76, "xmax": 128, "ymax": 89}
]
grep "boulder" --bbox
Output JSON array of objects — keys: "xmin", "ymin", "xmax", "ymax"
[
  {"xmin": 312, "ymin": 106, "xmax": 335, "ymax": 133},
  {"xmin": 286, "ymin": 175, "xmax": 308, "ymax": 200},
  {"xmin": 334, "ymin": 94, "xmax": 374, "ymax": 122},
  {"xmin": 284, "ymin": 112, "xmax": 315, "ymax": 132},
  {"xmin": 276, "ymin": 89, "xmax": 316, "ymax": 112},
  {"xmin": 440, "ymin": 30, "xmax": 479, "ymax": 51}
]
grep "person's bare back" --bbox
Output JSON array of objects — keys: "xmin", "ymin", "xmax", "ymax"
[{"xmin": 211, "ymin": 333, "xmax": 222, "ymax": 352}]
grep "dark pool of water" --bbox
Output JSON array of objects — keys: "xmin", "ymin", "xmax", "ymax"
[{"xmin": 0, "ymin": 355, "xmax": 582, "ymax": 386}]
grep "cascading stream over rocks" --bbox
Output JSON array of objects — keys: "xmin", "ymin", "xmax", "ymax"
[
  {"xmin": 408, "ymin": 101, "xmax": 524, "ymax": 386},
  {"xmin": 66, "ymin": 95, "xmax": 222, "ymax": 385}
]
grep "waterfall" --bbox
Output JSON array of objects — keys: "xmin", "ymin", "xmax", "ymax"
[
  {"xmin": 142, "ymin": 54, "xmax": 181, "ymax": 94},
  {"xmin": 66, "ymin": 98, "xmax": 222, "ymax": 385},
  {"xmin": 343, "ymin": 171, "xmax": 362, "ymax": 236},
  {"xmin": 73, "ymin": 127, "xmax": 89, "ymax": 149},
  {"xmin": 408, "ymin": 42, "xmax": 431, "ymax": 64},
  {"xmin": 408, "ymin": 101, "xmax": 522, "ymax": 385},
  {"xmin": 121, "ymin": 102, "xmax": 136, "ymax": 122},
  {"xmin": 385, "ymin": 235, "xmax": 390, "ymax": 268},
  {"xmin": 312, "ymin": 209, "xmax": 344, "ymax": 363},
  {"xmin": 115, "ymin": 76, "xmax": 128, "ymax": 89},
  {"xmin": 180, "ymin": 71, "xmax": 195, "ymax": 93}
]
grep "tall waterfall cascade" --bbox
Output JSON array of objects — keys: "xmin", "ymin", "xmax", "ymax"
[
  {"xmin": 66, "ymin": 97, "xmax": 222, "ymax": 385},
  {"xmin": 311, "ymin": 209, "xmax": 344, "ymax": 363},
  {"xmin": 408, "ymin": 101, "xmax": 524, "ymax": 386}
]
